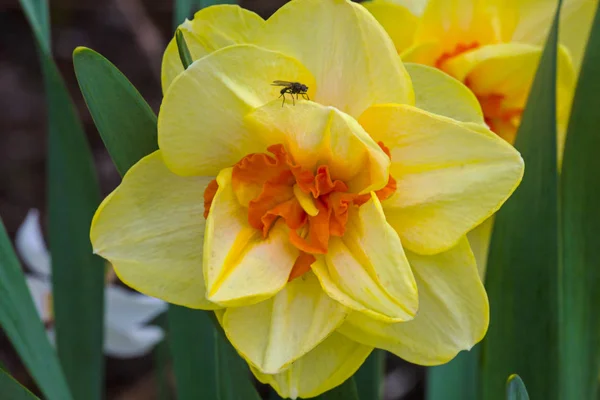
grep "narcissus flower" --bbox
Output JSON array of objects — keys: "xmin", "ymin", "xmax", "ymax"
[
  {"xmin": 364, "ymin": 0, "xmax": 595, "ymax": 275},
  {"xmin": 17, "ymin": 210, "xmax": 167, "ymax": 358},
  {"xmin": 90, "ymin": 0, "xmax": 523, "ymax": 397}
]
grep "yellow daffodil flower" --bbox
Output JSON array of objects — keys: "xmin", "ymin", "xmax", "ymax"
[
  {"xmin": 90, "ymin": 0, "xmax": 524, "ymax": 397},
  {"xmin": 364, "ymin": 0, "xmax": 596, "ymax": 276}
]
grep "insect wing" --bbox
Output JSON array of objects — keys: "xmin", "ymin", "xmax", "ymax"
[{"xmin": 271, "ymin": 80, "xmax": 294, "ymax": 87}]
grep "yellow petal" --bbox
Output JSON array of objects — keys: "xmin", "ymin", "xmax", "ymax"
[
  {"xmin": 254, "ymin": 0, "xmax": 414, "ymax": 117},
  {"xmin": 405, "ymin": 62, "xmax": 485, "ymax": 124},
  {"xmin": 401, "ymin": 41, "xmax": 444, "ymax": 66},
  {"xmin": 362, "ymin": 0, "xmax": 419, "ymax": 54},
  {"xmin": 252, "ymin": 332, "xmax": 372, "ymax": 399},
  {"xmin": 161, "ymin": 5, "xmax": 265, "ymax": 92},
  {"xmin": 414, "ymin": 0, "xmax": 503, "ymax": 59},
  {"xmin": 222, "ymin": 272, "xmax": 347, "ymax": 374},
  {"xmin": 338, "ymin": 238, "xmax": 488, "ymax": 365},
  {"xmin": 312, "ymin": 193, "xmax": 418, "ymax": 322},
  {"xmin": 445, "ymin": 43, "xmax": 576, "ymax": 153},
  {"xmin": 467, "ymin": 217, "xmax": 494, "ymax": 279},
  {"xmin": 509, "ymin": 0, "xmax": 597, "ymax": 73},
  {"xmin": 245, "ymin": 101, "xmax": 390, "ymax": 194},
  {"xmin": 360, "ymin": 104, "xmax": 524, "ymax": 254},
  {"xmin": 158, "ymin": 44, "xmax": 315, "ymax": 176},
  {"xmin": 90, "ymin": 151, "xmax": 219, "ymax": 309},
  {"xmin": 204, "ymin": 168, "xmax": 299, "ymax": 307}
]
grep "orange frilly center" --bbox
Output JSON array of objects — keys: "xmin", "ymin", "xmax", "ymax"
[
  {"xmin": 204, "ymin": 143, "xmax": 396, "ymax": 281},
  {"xmin": 436, "ymin": 42, "xmax": 524, "ymax": 144}
]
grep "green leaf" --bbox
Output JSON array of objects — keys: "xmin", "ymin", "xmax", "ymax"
[
  {"xmin": 18, "ymin": 2, "xmax": 105, "ymax": 399},
  {"xmin": 0, "ymin": 366, "xmax": 41, "ymax": 400},
  {"xmin": 153, "ymin": 314, "xmax": 172, "ymax": 400},
  {"xmin": 559, "ymin": 2, "xmax": 600, "ymax": 399},
  {"xmin": 44, "ymin": 48, "xmax": 106, "ymax": 400},
  {"xmin": 427, "ymin": 347, "xmax": 480, "ymax": 400},
  {"xmin": 481, "ymin": 2, "xmax": 561, "ymax": 400},
  {"xmin": 0, "ymin": 218, "xmax": 72, "ymax": 400},
  {"xmin": 216, "ymin": 327, "xmax": 262, "ymax": 400},
  {"xmin": 354, "ymin": 350, "xmax": 384, "ymax": 400},
  {"xmin": 314, "ymin": 378, "xmax": 360, "ymax": 400},
  {"xmin": 73, "ymin": 47, "xmax": 158, "ymax": 176},
  {"xmin": 167, "ymin": 306, "xmax": 220, "ymax": 400},
  {"xmin": 17, "ymin": 0, "xmax": 50, "ymax": 53},
  {"xmin": 175, "ymin": 29, "xmax": 194, "ymax": 70},
  {"xmin": 168, "ymin": 307, "xmax": 261, "ymax": 400},
  {"xmin": 506, "ymin": 375, "xmax": 530, "ymax": 400}
]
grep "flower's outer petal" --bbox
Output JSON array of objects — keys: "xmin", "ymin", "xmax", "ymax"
[
  {"xmin": 251, "ymin": 332, "xmax": 372, "ymax": 399},
  {"xmin": 204, "ymin": 168, "xmax": 298, "ymax": 307},
  {"xmin": 362, "ymin": 0, "xmax": 419, "ymax": 54},
  {"xmin": 375, "ymin": 0, "xmax": 428, "ymax": 15},
  {"xmin": 556, "ymin": 0, "xmax": 598, "ymax": 74},
  {"xmin": 158, "ymin": 44, "xmax": 316, "ymax": 177},
  {"xmin": 25, "ymin": 275, "xmax": 52, "ymax": 322},
  {"xmin": 414, "ymin": 0, "xmax": 502, "ymax": 57},
  {"xmin": 360, "ymin": 104, "xmax": 524, "ymax": 255},
  {"xmin": 162, "ymin": 5, "xmax": 265, "ymax": 92},
  {"xmin": 444, "ymin": 44, "xmax": 541, "ymax": 98},
  {"xmin": 222, "ymin": 272, "xmax": 347, "ymax": 374},
  {"xmin": 338, "ymin": 238, "xmax": 488, "ymax": 365},
  {"xmin": 90, "ymin": 151, "xmax": 219, "ymax": 310},
  {"xmin": 467, "ymin": 217, "xmax": 494, "ymax": 279},
  {"xmin": 404, "ymin": 63, "xmax": 484, "ymax": 124},
  {"xmin": 246, "ymin": 101, "xmax": 390, "ymax": 194},
  {"xmin": 104, "ymin": 324, "xmax": 165, "ymax": 359},
  {"xmin": 509, "ymin": 0, "xmax": 597, "ymax": 72},
  {"xmin": 401, "ymin": 41, "xmax": 443, "ymax": 66},
  {"xmin": 312, "ymin": 194, "xmax": 418, "ymax": 322},
  {"xmin": 254, "ymin": 0, "xmax": 414, "ymax": 117},
  {"xmin": 105, "ymin": 286, "xmax": 168, "ymax": 328},
  {"xmin": 15, "ymin": 209, "xmax": 51, "ymax": 277},
  {"xmin": 445, "ymin": 43, "xmax": 576, "ymax": 155}
]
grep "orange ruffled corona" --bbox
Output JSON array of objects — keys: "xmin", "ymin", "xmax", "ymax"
[{"xmin": 204, "ymin": 143, "xmax": 397, "ymax": 281}]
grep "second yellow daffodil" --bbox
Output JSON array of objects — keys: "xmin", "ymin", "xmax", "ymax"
[
  {"xmin": 364, "ymin": 0, "xmax": 596, "ymax": 276},
  {"xmin": 90, "ymin": 0, "xmax": 524, "ymax": 398}
]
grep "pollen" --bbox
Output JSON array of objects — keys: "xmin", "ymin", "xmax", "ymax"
[{"xmin": 203, "ymin": 143, "xmax": 396, "ymax": 280}]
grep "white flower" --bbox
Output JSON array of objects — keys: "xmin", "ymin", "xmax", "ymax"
[{"xmin": 16, "ymin": 209, "xmax": 168, "ymax": 358}]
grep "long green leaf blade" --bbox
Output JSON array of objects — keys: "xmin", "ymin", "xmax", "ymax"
[
  {"xmin": 481, "ymin": 2, "xmax": 561, "ymax": 399},
  {"xmin": 506, "ymin": 375, "xmax": 530, "ymax": 400},
  {"xmin": 176, "ymin": 29, "xmax": 194, "ymax": 70},
  {"xmin": 0, "ymin": 219, "xmax": 72, "ymax": 400},
  {"xmin": 73, "ymin": 47, "xmax": 158, "ymax": 176},
  {"xmin": 559, "ymin": 2, "xmax": 600, "ymax": 399},
  {"xmin": 17, "ymin": 0, "xmax": 50, "ymax": 53},
  {"xmin": 44, "ymin": 50, "xmax": 105, "ymax": 400},
  {"xmin": 427, "ymin": 347, "xmax": 479, "ymax": 400},
  {"xmin": 217, "ymin": 329, "xmax": 262, "ymax": 400},
  {"xmin": 18, "ymin": 2, "xmax": 105, "ymax": 399},
  {"xmin": 354, "ymin": 350, "xmax": 384, "ymax": 400},
  {"xmin": 167, "ymin": 306, "xmax": 220, "ymax": 400},
  {"xmin": 0, "ymin": 367, "xmax": 41, "ymax": 400}
]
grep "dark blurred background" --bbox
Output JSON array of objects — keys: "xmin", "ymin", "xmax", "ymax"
[{"xmin": 0, "ymin": 0, "xmax": 425, "ymax": 398}]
